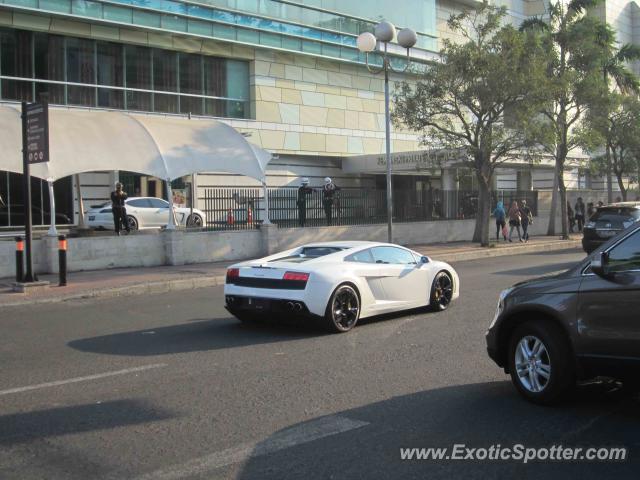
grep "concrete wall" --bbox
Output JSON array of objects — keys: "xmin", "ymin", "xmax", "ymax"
[
  {"xmin": 66, "ymin": 235, "xmax": 165, "ymax": 271},
  {"xmin": 179, "ymin": 230, "xmax": 262, "ymax": 264},
  {"xmin": 0, "ymin": 210, "xmax": 561, "ymax": 279},
  {"xmin": 0, "ymin": 238, "xmax": 48, "ymax": 280},
  {"xmin": 266, "ymin": 221, "xmax": 476, "ymax": 254}
]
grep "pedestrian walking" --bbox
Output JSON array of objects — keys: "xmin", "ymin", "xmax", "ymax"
[
  {"xmin": 322, "ymin": 177, "xmax": 340, "ymax": 226},
  {"xmin": 492, "ymin": 201, "xmax": 507, "ymax": 242},
  {"xmin": 507, "ymin": 200, "xmax": 522, "ymax": 242},
  {"xmin": 519, "ymin": 199, "xmax": 533, "ymax": 242},
  {"xmin": 111, "ymin": 182, "xmax": 130, "ymax": 236},
  {"xmin": 574, "ymin": 197, "xmax": 585, "ymax": 232},
  {"xmin": 567, "ymin": 201, "xmax": 575, "ymax": 233},
  {"xmin": 586, "ymin": 201, "xmax": 595, "ymax": 219},
  {"xmin": 296, "ymin": 177, "xmax": 313, "ymax": 227}
]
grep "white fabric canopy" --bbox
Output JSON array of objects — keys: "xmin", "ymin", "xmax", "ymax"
[{"xmin": 0, "ymin": 104, "xmax": 272, "ymax": 181}]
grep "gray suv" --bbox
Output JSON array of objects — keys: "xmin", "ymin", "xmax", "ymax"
[{"xmin": 486, "ymin": 223, "xmax": 640, "ymax": 404}]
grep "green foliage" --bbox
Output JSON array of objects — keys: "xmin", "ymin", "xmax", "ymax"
[
  {"xmin": 586, "ymin": 95, "xmax": 640, "ymax": 197},
  {"xmin": 393, "ymin": 3, "xmax": 548, "ymax": 180},
  {"xmin": 519, "ymin": 0, "xmax": 616, "ymax": 237},
  {"xmin": 392, "ymin": 2, "xmax": 549, "ymax": 245}
]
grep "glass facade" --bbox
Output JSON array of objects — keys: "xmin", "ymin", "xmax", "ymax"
[
  {"xmin": 0, "ymin": 0, "xmax": 438, "ymax": 65},
  {"xmin": 0, "ymin": 28, "xmax": 250, "ymax": 118}
]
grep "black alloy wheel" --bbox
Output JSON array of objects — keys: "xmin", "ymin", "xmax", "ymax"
[
  {"xmin": 430, "ymin": 271, "xmax": 453, "ymax": 311},
  {"xmin": 325, "ymin": 284, "xmax": 360, "ymax": 333}
]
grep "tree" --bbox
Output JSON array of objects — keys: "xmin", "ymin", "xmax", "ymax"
[
  {"xmin": 587, "ymin": 95, "xmax": 640, "ymax": 200},
  {"xmin": 596, "ymin": 25, "xmax": 640, "ymax": 202},
  {"xmin": 521, "ymin": 0, "xmax": 610, "ymax": 239},
  {"xmin": 393, "ymin": 3, "xmax": 548, "ymax": 246}
]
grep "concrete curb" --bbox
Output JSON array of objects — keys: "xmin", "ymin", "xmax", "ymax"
[
  {"xmin": 436, "ymin": 239, "xmax": 582, "ymax": 263},
  {"xmin": 1, "ymin": 240, "xmax": 583, "ymax": 307}
]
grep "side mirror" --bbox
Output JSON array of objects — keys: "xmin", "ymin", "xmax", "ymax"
[
  {"xmin": 420, "ymin": 256, "xmax": 430, "ymax": 264},
  {"xmin": 591, "ymin": 251, "xmax": 610, "ymax": 277}
]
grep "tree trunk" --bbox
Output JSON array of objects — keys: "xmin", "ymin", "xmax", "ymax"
[
  {"xmin": 473, "ymin": 178, "xmax": 492, "ymax": 246},
  {"xmin": 606, "ymin": 144, "xmax": 613, "ymax": 203},
  {"xmin": 616, "ymin": 173, "xmax": 627, "ymax": 201},
  {"xmin": 558, "ymin": 166, "xmax": 569, "ymax": 240},
  {"xmin": 547, "ymin": 170, "xmax": 559, "ymax": 236}
]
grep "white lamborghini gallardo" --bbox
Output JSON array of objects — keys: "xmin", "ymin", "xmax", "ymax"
[{"xmin": 224, "ymin": 241, "xmax": 460, "ymax": 333}]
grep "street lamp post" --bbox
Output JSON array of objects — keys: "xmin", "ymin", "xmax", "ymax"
[{"xmin": 357, "ymin": 22, "xmax": 417, "ymax": 244}]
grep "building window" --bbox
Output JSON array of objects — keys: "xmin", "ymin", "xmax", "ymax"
[
  {"xmin": 67, "ymin": 37, "xmax": 96, "ymax": 107},
  {"xmin": 1, "ymin": 29, "xmax": 32, "ymax": 102},
  {"xmin": 179, "ymin": 52, "xmax": 202, "ymax": 115},
  {"xmin": 153, "ymin": 49, "xmax": 178, "ymax": 113},
  {"xmin": 0, "ymin": 27, "xmax": 250, "ymax": 119},
  {"xmin": 97, "ymin": 41, "xmax": 124, "ymax": 109},
  {"xmin": 34, "ymin": 33, "xmax": 65, "ymax": 104}
]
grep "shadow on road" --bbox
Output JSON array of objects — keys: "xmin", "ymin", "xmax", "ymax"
[
  {"xmin": 0, "ymin": 399, "xmax": 174, "ymax": 446},
  {"xmin": 68, "ymin": 317, "xmax": 325, "ymax": 356},
  {"xmin": 235, "ymin": 381, "xmax": 639, "ymax": 480}
]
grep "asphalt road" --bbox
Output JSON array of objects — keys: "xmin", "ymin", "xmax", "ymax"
[{"xmin": 0, "ymin": 248, "xmax": 638, "ymax": 480}]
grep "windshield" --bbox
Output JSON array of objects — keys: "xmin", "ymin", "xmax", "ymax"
[
  {"xmin": 268, "ymin": 246, "xmax": 345, "ymax": 263},
  {"xmin": 590, "ymin": 208, "xmax": 640, "ymax": 223}
]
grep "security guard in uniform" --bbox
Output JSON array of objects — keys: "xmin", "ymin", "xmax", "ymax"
[
  {"xmin": 322, "ymin": 177, "xmax": 340, "ymax": 226},
  {"xmin": 297, "ymin": 177, "xmax": 313, "ymax": 227}
]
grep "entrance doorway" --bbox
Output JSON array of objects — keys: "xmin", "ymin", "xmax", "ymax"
[{"xmin": 375, "ymin": 174, "xmax": 441, "ymax": 221}]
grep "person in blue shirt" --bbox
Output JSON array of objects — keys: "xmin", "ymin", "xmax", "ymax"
[{"xmin": 493, "ymin": 201, "xmax": 507, "ymax": 242}]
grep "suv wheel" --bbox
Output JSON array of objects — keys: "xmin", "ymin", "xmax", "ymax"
[{"xmin": 508, "ymin": 321, "xmax": 575, "ymax": 405}]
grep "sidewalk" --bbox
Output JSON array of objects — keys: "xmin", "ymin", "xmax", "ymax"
[{"xmin": 0, "ymin": 235, "xmax": 583, "ymax": 307}]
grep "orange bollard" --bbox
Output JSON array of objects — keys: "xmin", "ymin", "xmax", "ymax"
[
  {"xmin": 227, "ymin": 209, "xmax": 235, "ymax": 225},
  {"xmin": 15, "ymin": 236, "xmax": 24, "ymax": 282}
]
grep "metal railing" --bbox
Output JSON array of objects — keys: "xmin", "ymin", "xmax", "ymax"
[{"xmin": 201, "ymin": 187, "xmax": 539, "ymax": 231}]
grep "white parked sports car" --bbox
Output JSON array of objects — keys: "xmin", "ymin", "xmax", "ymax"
[
  {"xmin": 86, "ymin": 197, "xmax": 207, "ymax": 230},
  {"xmin": 224, "ymin": 241, "xmax": 460, "ymax": 332}
]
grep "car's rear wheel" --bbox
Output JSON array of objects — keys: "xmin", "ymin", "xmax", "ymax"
[
  {"xmin": 324, "ymin": 284, "xmax": 360, "ymax": 333},
  {"xmin": 187, "ymin": 213, "xmax": 203, "ymax": 227},
  {"xmin": 126, "ymin": 215, "xmax": 139, "ymax": 231},
  {"xmin": 429, "ymin": 271, "xmax": 453, "ymax": 311},
  {"xmin": 508, "ymin": 321, "xmax": 575, "ymax": 405}
]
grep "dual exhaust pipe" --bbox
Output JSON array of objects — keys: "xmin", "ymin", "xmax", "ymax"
[{"xmin": 285, "ymin": 301, "xmax": 303, "ymax": 312}]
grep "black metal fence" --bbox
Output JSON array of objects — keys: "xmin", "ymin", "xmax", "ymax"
[{"xmin": 201, "ymin": 187, "xmax": 538, "ymax": 231}]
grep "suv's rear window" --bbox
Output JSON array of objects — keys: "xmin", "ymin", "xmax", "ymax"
[
  {"xmin": 590, "ymin": 208, "xmax": 640, "ymax": 223},
  {"xmin": 268, "ymin": 246, "xmax": 345, "ymax": 263}
]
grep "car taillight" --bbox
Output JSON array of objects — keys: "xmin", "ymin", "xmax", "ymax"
[
  {"xmin": 226, "ymin": 268, "xmax": 239, "ymax": 283},
  {"xmin": 283, "ymin": 271, "xmax": 309, "ymax": 282}
]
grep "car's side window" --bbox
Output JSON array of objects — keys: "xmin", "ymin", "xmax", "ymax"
[
  {"xmin": 148, "ymin": 198, "xmax": 169, "ymax": 208},
  {"xmin": 608, "ymin": 230, "xmax": 640, "ymax": 273},
  {"xmin": 371, "ymin": 247, "xmax": 416, "ymax": 265},
  {"xmin": 128, "ymin": 199, "xmax": 151, "ymax": 208},
  {"xmin": 345, "ymin": 249, "xmax": 374, "ymax": 263}
]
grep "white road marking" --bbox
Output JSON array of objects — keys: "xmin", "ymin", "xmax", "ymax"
[
  {"xmin": 135, "ymin": 415, "xmax": 369, "ymax": 480},
  {"xmin": 0, "ymin": 364, "xmax": 168, "ymax": 396}
]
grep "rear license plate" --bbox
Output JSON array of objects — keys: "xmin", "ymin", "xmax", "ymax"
[
  {"xmin": 597, "ymin": 230, "xmax": 617, "ymax": 238},
  {"xmin": 246, "ymin": 298, "xmax": 270, "ymax": 310}
]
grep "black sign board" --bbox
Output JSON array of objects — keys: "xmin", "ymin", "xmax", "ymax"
[
  {"xmin": 25, "ymin": 102, "xmax": 49, "ymax": 164},
  {"xmin": 20, "ymin": 101, "xmax": 50, "ymax": 283}
]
